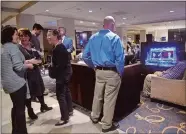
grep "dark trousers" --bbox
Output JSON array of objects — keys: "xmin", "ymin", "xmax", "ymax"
[
  {"xmin": 10, "ymin": 84, "xmax": 28, "ymax": 134},
  {"xmin": 26, "ymin": 95, "xmax": 45, "ymax": 108},
  {"xmin": 56, "ymin": 74, "xmax": 73, "ymax": 121}
]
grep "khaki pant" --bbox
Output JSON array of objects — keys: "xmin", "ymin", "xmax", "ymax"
[
  {"xmin": 91, "ymin": 69, "xmax": 121, "ymax": 129},
  {"xmin": 143, "ymin": 74, "xmax": 159, "ymax": 96}
]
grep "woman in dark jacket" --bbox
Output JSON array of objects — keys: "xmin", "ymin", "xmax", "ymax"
[
  {"xmin": 47, "ymin": 29, "xmax": 73, "ymax": 126},
  {"xmin": 1, "ymin": 25, "xmax": 37, "ymax": 134},
  {"xmin": 18, "ymin": 28, "xmax": 52, "ymax": 120}
]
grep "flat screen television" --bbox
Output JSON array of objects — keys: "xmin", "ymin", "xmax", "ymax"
[
  {"xmin": 75, "ymin": 31, "xmax": 92, "ymax": 49},
  {"xmin": 141, "ymin": 42, "xmax": 185, "ymax": 71}
]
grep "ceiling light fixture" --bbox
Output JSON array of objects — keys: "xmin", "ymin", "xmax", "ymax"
[
  {"xmin": 80, "ymin": 21, "xmax": 83, "ymax": 23},
  {"xmin": 170, "ymin": 10, "xmax": 174, "ymax": 13},
  {"xmin": 92, "ymin": 22, "xmax": 95, "ymax": 25},
  {"xmin": 169, "ymin": 22, "xmax": 172, "ymax": 23},
  {"xmin": 89, "ymin": 10, "xmax": 93, "ymax": 13},
  {"xmin": 123, "ymin": 18, "xmax": 127, "ymax": 20},
  {"xmin": 45, "ymin": 10, "xmax": 49, "ymax": 12}
]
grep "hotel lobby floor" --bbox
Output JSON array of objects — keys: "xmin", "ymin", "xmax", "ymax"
[
  {"xmin": 1, "ymin": 91, "xmax": 123, "ymax": 133},
  {"xmin": 2, "ymin": 75, "xmax": 186, "ymax": 133},
  {"xmin": 118, "ymin": 99, "xmax": 186, "ymax": 133}
]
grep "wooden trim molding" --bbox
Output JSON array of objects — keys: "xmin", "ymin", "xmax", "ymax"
[{"xmin": 1, "ymin": 1, "xmax": 38, "ymax": 24}]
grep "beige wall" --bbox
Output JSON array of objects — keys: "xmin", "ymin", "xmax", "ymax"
[
  {"xmin": 155, "ymin": 29, "xmax": 168, "ymax": 42},
  {"xmin": 127, "ymin": 34, "xmax": 135, "ymax": 41},
  {"xmin": 147, "ymin": 29, "xmax": 168, "ymax": 42}
]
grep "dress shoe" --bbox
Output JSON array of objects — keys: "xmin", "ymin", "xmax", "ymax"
[
  {"xmin": 90, "ymin": 116, "xmax": 99, "ymax": 124},
  {"xmin": 102, "ymin": 122, "xmax": 119, "ymax": 133},
  {"xmin": 40, "ymin": 104, "xmax": 53, "ymax": 112},
  {"xmin": 28, "ymin": 108, "xmax": 38, "ymax": 120},
  {"xmin": 55, "ymin": 120, "xmax": 68, "ymax": 126}
]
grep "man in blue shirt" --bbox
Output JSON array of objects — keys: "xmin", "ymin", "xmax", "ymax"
[
  {"xmin": 82, "ymin": 16, "xmax": 125, "ymax": 133},
  {"xmin": 58, "ymin": 27, "xmax": 74, "ymax": 58}
]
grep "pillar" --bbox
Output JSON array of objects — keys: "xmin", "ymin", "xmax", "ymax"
[
  {"xmin": 140, "ymin": 30, "xmax": 146, "ymax": 42},
  {"xmin": 57, "ymin": 18, "xmax": 76, "ymax": 58},
  {"xmin": 139, "ymin": 30, "xmax": 146, "ymax": 50},
  {"xmin": 16, "ymin": 14, "xmax": 35, "ymax": 30},
  {"xmin": 116, "ymin": 27, "xmax": 127, "ymax": 50}
]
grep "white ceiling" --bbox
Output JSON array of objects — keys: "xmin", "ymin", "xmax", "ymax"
[
  {"xmin": 22, "ymin": 1, "xmax": 186, "ymax": 24},
  {"xmin": 136, "ymin": 20, "xmax": 186, "ymax": 31},
  {"xmin": 2, "ymin": 1, "xmax": 186, "ymax": 32}
]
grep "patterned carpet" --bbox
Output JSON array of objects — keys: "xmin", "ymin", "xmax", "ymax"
[
  {"xmin": 119, "ymin": 100, "xmax": 186, "ymax": 133},
  {"xmin": 42, "ymin": 75, "xmax": 186, "ymax": 133}
]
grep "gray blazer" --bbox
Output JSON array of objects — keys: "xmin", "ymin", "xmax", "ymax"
[{"xmin": 1, "ymin": 42, "xmax": 27, "ymax": 94}]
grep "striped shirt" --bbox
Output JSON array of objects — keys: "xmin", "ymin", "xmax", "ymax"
[
  {"xmin": 1, "ymin": 42, "xmax": 27, "ymax": 94},
  {"xmin": 161, "ymin": 61, "xmax": 186, "ymax": 79}
]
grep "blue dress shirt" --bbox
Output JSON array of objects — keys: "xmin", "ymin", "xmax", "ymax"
[
  {"xmin": 62, "ymin": 36, "xmax": 74, "ymax": 53},
  {"xmin": 82, "ymin": 29, "xmax": 125, "ymax": 76}
]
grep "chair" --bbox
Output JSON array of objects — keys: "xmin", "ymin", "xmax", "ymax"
[{"xmin": 151, "ymin": 70, "xmax": 186, "ymax": 107}]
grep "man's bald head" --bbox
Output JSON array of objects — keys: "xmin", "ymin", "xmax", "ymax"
[
  {"xmin": 103, "ymin": 16, "xmax": 116, "ymax": 32},
  {"xmin": 104, "ymin": 16, "xmax": 115, "ymax": 25}
]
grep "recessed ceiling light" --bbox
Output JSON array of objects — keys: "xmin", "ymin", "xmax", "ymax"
[
  {"xmin": 92, "ymin": 22, "xmax": 95, "ymax": 25},
  {"xmin": 123, "ymin": 18, "xmax": 127, "ymax": 20},
  {"xmin": 170, "ymin": 10, "xmax": 174, "ymax": 13},
  {"xmin": 89, "ymin": 10, "xmax": 92, "ymax": 13},
  {"xmin": 45, "ymin": 10, "xmax": 49, "ymax": 12},
  {"xmin": 80, "ymin": 21, "xmax": 83, "ymax": 23},
  {"xmin": 169, "ymin": 22, "xmax": 172, "ymax": 23}
]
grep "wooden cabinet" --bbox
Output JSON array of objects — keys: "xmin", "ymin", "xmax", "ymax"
[{"xmin": 69, "ymin": 62, "xmax": 144, "ymax": 120}]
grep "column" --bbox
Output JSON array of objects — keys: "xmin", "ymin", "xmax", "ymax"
[
  {"xmin": 57, "ymin": 18, "xmax": 76, "ymax": 58},
  {"xmin": 16, "ymin": 14, "xmax": 35, "ymax": 30},
  {"xmin": 116, "ymin": 27, "xmax": 127, "ymax": 50},
  {"xmin": 140, "ymin": 30, "xmax": 146, "ymax": 42},
  {"xmin": 139, "ymin": 30, "xmax": 146, "ymax": 50}
]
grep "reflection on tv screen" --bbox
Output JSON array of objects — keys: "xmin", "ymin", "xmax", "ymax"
[
  {"xmin": 145, "ymin": 47, "xmax": 177, "ymax": 67},
  {"xmin": 76, "ymin": 31, "xmax": 92, "ymax": 49}
]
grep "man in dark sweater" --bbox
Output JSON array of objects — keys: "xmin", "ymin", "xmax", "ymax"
[
  {"xmin": 31, "ymin": 23, "xmax": 48, "ymax": 97},
  {"xmin": 31, "ymin": 23, "xmax": 44, "ymax": 52},
  {"xmin": 47, "ymin": 29, "xmax": 73, "ymax": 126}
]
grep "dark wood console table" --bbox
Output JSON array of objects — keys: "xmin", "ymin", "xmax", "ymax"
[{"xmin": 69, "ymin": 61, "xmax": 144, "ymax": 120}]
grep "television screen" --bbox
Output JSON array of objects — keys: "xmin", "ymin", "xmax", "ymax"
[
  {"xmin": 76, "ymin": 31, "xmax": 92, "ymax": 49},
  {"xmin": 145, "ymin": 47, "xmax": 177, "ymax": 67},
  {"xmin": 141, "ymin": 42, "xmax": 185, "ymax": 70}
]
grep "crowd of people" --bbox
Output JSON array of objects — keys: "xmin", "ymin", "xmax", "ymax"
[
  {"xmin": 1, "ymin": 23, "xmax": 74, "ymax": 134},
  {"xmin": 1, "ymin": 15, "xmax": 186, "ymax": 134}
]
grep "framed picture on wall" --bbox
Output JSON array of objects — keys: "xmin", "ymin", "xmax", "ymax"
[{"xmin": 161, "ymin": 37, "xmax": 166, "ymax": 41}]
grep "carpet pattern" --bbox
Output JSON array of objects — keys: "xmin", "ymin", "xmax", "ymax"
[
  {"xmin": 119, "ymin": 100, "xmax": 186, "ymax": 133},
  {"xmin": 42, "ymin": 74, "xmax": 186, "ymax": 133}
]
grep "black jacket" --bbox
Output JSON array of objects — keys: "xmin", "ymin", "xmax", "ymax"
[{"xmin": 52, "ymin": 43, "xmax": 71, "ymax": 83}]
